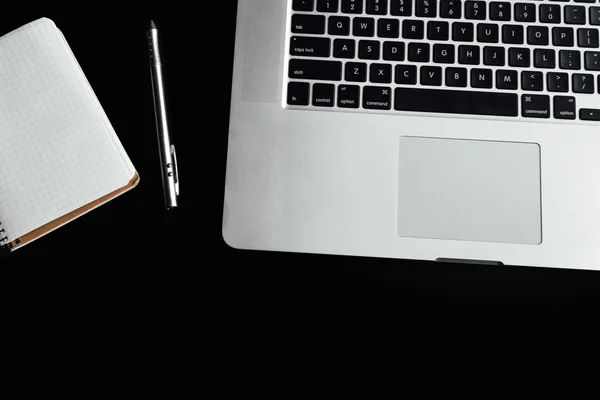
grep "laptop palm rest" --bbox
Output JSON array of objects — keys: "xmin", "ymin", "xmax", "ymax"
[{"xmin": 397, "ymin": 136, "xmax": 542, "ymax": 245}]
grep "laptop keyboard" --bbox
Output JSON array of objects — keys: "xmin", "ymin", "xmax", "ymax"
[{"xmin": 285, "ymin": 0, "xmax": 600, "ymax": 122}]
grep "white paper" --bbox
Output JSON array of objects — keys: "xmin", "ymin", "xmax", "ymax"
[{"xmin": 0, "ymin": 18, "xmax": 133, "ymax": 242}]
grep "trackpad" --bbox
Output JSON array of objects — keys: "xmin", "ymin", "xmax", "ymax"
[{"xmin": 397, "ymin": 137, "xmax": 542, "ymax": 245}]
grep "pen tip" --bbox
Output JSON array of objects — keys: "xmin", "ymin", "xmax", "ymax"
[{"xmin": 150, "ymin": 20, "xmax": 157, "ymax": 30}]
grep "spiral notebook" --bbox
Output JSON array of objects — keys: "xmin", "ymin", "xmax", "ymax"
[{"xmin": 0, "ymin": 18, "xmax": 139, "ymax": 251}]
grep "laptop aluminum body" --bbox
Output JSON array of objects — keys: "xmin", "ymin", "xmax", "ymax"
[{"xmin": 223, "ymin": 0, "xmax": 600, "ymax": 271}]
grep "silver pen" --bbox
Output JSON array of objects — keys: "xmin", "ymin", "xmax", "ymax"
[{"xmin": 148, "ymin": 20, "xmax": 179, "ymax": 209}]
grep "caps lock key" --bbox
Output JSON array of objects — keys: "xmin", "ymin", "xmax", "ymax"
[{"xmin": 290, "ymin": 36, "xmax": 331, "ymax": 58}]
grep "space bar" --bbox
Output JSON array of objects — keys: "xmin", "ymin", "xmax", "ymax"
[{"xmin": 394, "ymin": 88, "xmax": 518, "ymax": 117}]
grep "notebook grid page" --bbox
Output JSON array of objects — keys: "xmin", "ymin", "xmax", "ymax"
[
  {"xmin": 56, "ymin": 29, "xmax": 136, "ymax": 178},
  {"xmin": 0, "ymin": 19, "xmax": 131, "ymax": 242}
]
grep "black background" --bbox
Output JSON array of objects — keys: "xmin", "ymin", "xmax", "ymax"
[{"xmin": 1, "ymin": 7, "xmax": 599, "ymax": 305}]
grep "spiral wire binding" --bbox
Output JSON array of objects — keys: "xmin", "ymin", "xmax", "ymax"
[{"xmin": 0, "ymin": 221, "xmax": 11, "ymax": 252}]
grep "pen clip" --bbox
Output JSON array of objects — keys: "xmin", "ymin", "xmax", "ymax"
[{"xmin": 171, "ymin": 145, "xmax": 179, "ymax": 197}]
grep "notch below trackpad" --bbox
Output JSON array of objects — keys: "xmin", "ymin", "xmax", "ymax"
[{"xmin": 397, "ymin": 137, "xmax": 542, "ymax": 245}]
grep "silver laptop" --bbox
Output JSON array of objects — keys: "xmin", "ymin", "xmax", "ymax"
[{"xmin": 223, "ymin": 0, "xmax": 600, "ymax": 271}]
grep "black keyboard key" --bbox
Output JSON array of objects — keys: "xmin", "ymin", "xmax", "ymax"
[
  {"xmin": 345, "ymin": 62, "xmax": 367, "ymax": 82},
  {"xmin": 408, "ymin": 43, "xmax": 430, "ymax": 62},
  {"xmin": 395, "ymin": 65, "xmax": 418, "ymax": 84},
  {"xmin": 354, "ymin": 18, "xmax": 376, "ymax": 37},
  {"xmin": 573, "ymin": 73, "xmax": 594, "ymax": 93},
  {"xmin": 342, "ymin": 0, "xmax": 363, "ymax": 14},
  {"xmin": 370, "ymin": 63, "xmax": 393, "ymax": 83},
  {"xmin": 465, "ymin": 1, "xmax": 486, "ymax": 20},
  {"xmin": 458, "ymin": 45, "xmax": 480, "ymax": 65},
  {"xmin": 367, "ymin": 0, "xmax": 388, "ymax": 15},
  {"xmin": 565, "ymin": 6, "xmax": 586, "ymax": 25},
  {"xmin": 503, "ymin": 25, "xmax": 524, "ymax": 44},
  {"xmin": 394, "ymin": 88, "xmax": 518, "ymax": 117},
  {"xmin": 329, "ymin": 16, "xmax": 351, "ymax": 35},
  {"xmin": 287, "ymin": 82, "xmax": 310, "ymax": 105},
  {"xmin": 580, "ymin": 109, "xmax": 600, "ymax": 121},
  {"xmin": 289, "ymin": 59, "xmax": 342, "ymax": 81},
  {"xmin": 416, "ymin": 0, "xmax": 437, "ymax": 17},
  {"xmin": 534, "ymin": 49, "xmax": 556, "ymax": 68},
  {"xmin": 378, "ymin": 19, "xmax": 400, "ymax": 38},
  {"xmin": 421, "ymin": 66, "xmax": 443, "ymax": 86},
  {"xmin": 578, "ymin": 29, "xmax": 599, "ymax": 48},
  {"xmin": 338, "ymin": 85, "xmax": 360, "ymax": 108},
  {"xmin": 484, "ymin": 46, "xmax": 505, "ymax": 66},
  {"xmin": 317, "ymin": 0, "xmax": 339, "ymax": 12},
  {"xmin": 428, "ymin": 21, "xmax": 450, "ymax": 40},
  {"xmin": 591, "ymin": 7, "xmax": 600, "ymax": 26},
  {"xmin": 490, "ymin": 2, "xmax": 511, "ymax": 21},
  {"xmin": 391, "ymin": 0, "xmax": 412, "ymax": 16},
  {"xmin": 312, "ymin": 83, "xmax": 335, "ymax": 107},
  {"xmin": 522, "ymin": 94, "xmax": 550, "ymax": 119},
  {"xmin": 440, "ymin": 0, "xmax": 462, "ymax": 19},
  {"xmin": 292, "ymin": 14, "xmax": 326, "ymax": 34},
  {"xmin": 522, "ymin": 71, "xmax": 544, "ymax": 91},
  {"xmin": 496, "ymin": 70, "xmax": 518, "ymax": 90},
  {"xmin": 293, "ymin": 0, "xmax": 314, "ymax": 12},
  {"xmin": 540, "ymin": 5, "xmax": 561, "ymax": 24},
  {"xmin": 515, "ymin": 3, "xmax": 536, "ymax": 23},
  {"xmin": 333, "ymin": 39, "xmax": 356, "ymax": 58},
  {"xmin": 554, "ymin": 96, "xmax": 576, "ymax": 120},
  {"xmin": 363, "ymin": 86, "xmax": 392, "ymax": 110},
  {"xmin": 528, "ymin": 26, "xmax": 549, "ymax": 46},
  {"xmin": 509, "ymin": 48, "xmax": 530, "ymax": 67},
  {"xmin": 585, "ymin": 51, "xmax": 600, "ymax": 70},
  {"xmin": 383, "ymin": 41, "xmax": 405, "ymax": 61},
  {"xmin": 358, "ymin": 40, "xmax": 381, "ymax": 59},
  {"xmin": 478, "ymin": 24, "xmax": 499, "ymax": 43},
  {"xmin": 559, "ymin": 50, "xmax": 581, "ymax": 69},
  {"xmin": 434, "ymin": 44, "xmax": 455, "ymax": 63},
  {"xmin": 403, "ymin": 20, "xmax": 425, "ymax": 39},
  {"xmin": 548, "ymin": 72, "xmax": 569, "ymax": 92},
  {"xmin": 453, "ymin": 22, "xmax": 475, "ymax": 42},
  {"xmin": 290, "ymin": 36, "xmax": 331, "ymax": 58},
  {"xmin": 446, "ymin": 67, "xmax": 468, "ymax": 87},
  {"xmin": 553, "ymin": 27, "xmax": 575, "ymax": 47},
  {"xmin": 471, "ymin": 68, "xmax": 493, "ymax": 89}
]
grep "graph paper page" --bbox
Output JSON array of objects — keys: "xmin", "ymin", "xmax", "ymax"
[{"xmin": 0, "ymin": 18, "xmax": 132, "ymax": 242}]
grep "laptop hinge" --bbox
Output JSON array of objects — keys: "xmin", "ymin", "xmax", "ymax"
[{"xmin": 436, "ymin": 258, "xmax": 504, "ymax": 266}]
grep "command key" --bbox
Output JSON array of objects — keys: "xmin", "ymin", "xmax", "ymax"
[{"xmin": 522, "ymin": 94, "xmax": 550, "ymax": 119}]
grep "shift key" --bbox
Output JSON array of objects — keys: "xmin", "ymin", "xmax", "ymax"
[
  {"xmin": 289, "ymin": 59, "xmax": 342, "ymax": 81},
  {"xmin": 290, "ymin": 36, "xmax": 331, "ymax": 57}
]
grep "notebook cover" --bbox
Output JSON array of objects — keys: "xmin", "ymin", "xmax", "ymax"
[{"xmin": 8, "ymin": 172, "xmax": 140, "ymax": 250}]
